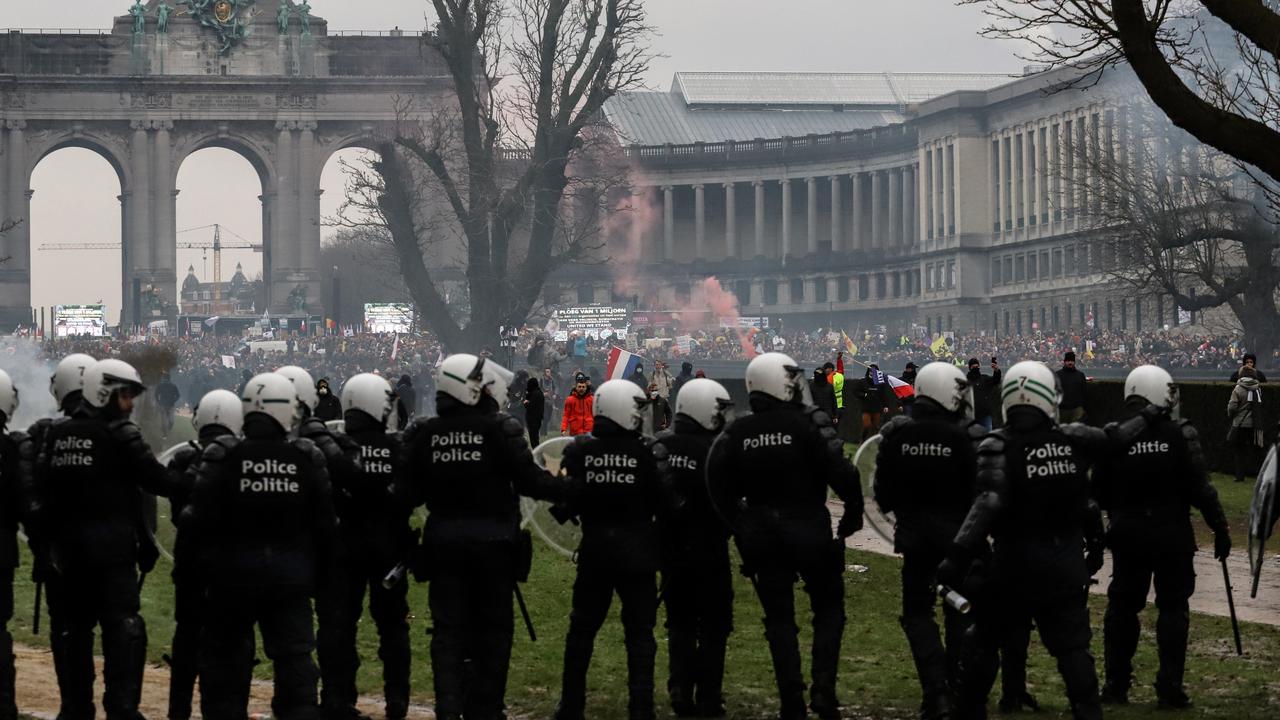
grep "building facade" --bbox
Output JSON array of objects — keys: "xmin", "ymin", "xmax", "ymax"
[{"xmin": 549, "ymin": 68, "xmax": 1214, "ymax": 337}]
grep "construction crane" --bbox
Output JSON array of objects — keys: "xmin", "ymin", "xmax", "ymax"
[{"xmin": 38, "ymin": 224, "xmax": 264, "ymax": 302}]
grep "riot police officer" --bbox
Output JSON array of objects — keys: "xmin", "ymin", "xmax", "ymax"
[
  {"xmin": 318, "ymin": 374, "xmax": 411, "ymax": 720},
  {"xmin": 1094, "ymin": 365, "xmax": 1231, "ymax": 709},
  {"xmin": 705, "ymin": 353, "xmax": 862, "ymax": 720},
  {"xmin": 0, "ymin": 369, "xmax": 34, "ymax": 720},
  {"xmin": 393, "ymin": 354, "xmax": 560, "ymax": 720},
  {"xmin": 34, "ymin": 359, "xmax": 171, "ymax": 720},
  {"xmin": 29, "ymin": 353, "xmax": 97, "ymax": 450},
  {"xmin": 165, "ymin": 390, "xmax": 244, "ymax": 720},
  {"xmin": 555, "ymin": 379, "xmax": 664, "ymax": 720},
  {"xmin": 873, "ymin": 362, "xmax": 980, "ymax": 720},
  {"xmin": 184, "ymin": 373, "xmax": 337, "ymax": 720},
  {"xmin": 651, "ymin": 378, "xmax": 735, "ymax": 718},
  {"xmin": 938, "ymin": 361, "xmax": 1161, "ymax": 720}
]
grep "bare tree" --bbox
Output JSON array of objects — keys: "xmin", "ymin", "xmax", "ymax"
[
  {"xmin": 1071, "ymin": 106, "xmax": 1280, "ymax": 354},
  {"xmin": 961, "ymin": 0, "xmax": 1280, "ymax": 184},
  {"xmin": 358, "ymin": 0, "xmax": 651, "ymax": 352}
]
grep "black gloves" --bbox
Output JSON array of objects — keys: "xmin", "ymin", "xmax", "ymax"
[
  {"xmin": 936, "ymin": 545, "xmax": 973, "ymax": 590},
  {"xmin": 836, "ymin": 506, "xmax": 863, "ymax": 539},
  {"xmin": 1214, "ymin": 528, "xmax": 1232, "ymax": 561}
]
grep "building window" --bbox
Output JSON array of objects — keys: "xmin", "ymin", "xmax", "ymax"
[
  {"xmin": 993, "ymin": 312, "xmax": 999, "ymax": 333},
  {"xmin": 927, "ymin": 317, "xmax": 933, "ymax": 335},
  {"xmin": 1052, "ymin": 248, "xmax": 1063, "ymax": 278},
  {"xmin": 789, "ymin": 278, "xmax": 804, "ymax": 304},
  {"xmin": 838, "ymin": 278, "xmax": 851, "ymax": 303},
  {"xmin": 1091, "ymin": 302, "xmax": 1099, "ymax": 328},
  {"xmin": 1003, "ymin": 256, "xmax": 1013, "ymax": 285},
  {"xmin": 927, "ymin": 263, "xmax": 936, "ymax": 290},
  {"xmin": 1157, "ymin": 295, "xmax": 1165, "ymax": 327},
  {"xmin": 675, "ymin": 283, "xmax": 691, "ymax": 305},
  {"xmin": 947, "ymin": 261, "xmax": 956, "ymax": 289},
  {"xmin": 876, "ymin": 273, "xmax": 887, "ymax": 298},
  {"xmin": 1066, "ymin": 303, "xmax": 1073, "ymax": 326},
  {"xmin": 763, "ymin": 280, "xmax": 778, "ymax": 305},
  {"xmin": 1004, "ymin": 310, "xmax": 1011, "ymax": 334},
  {"xmin": 577, "ymin": 285, "xmax": 594, "ymax": 304},
  {"xmin": 1120, "ymin": 298, "xmax": 1128, "ymax": 330},
  {"xmin": 735, "ymin": 280, "xmax": 752, "ymax": 305},
  {"xmin": 1053, "ymin": 305, "xmax": 1060, "ymax": 329},
  {"xmin": 947, "ymin": 315, "xmax": 954, "ymax": 331},
  {"xmin": 1135, "ymin": 299, "xmax": 1143, "ymax": 332},
  {"xmin": 1016, "ymin": 309, "xmax": 1023, "ymax": 334},
  {"xmin": 1078, "ymin": 243, "xmax": 1090, "ymax": 276},
  {"xmin": 815, "ymin": 279, "xmax": 828, "ymax": 304},
  {"xmin": 1040, "ymin": 307, "xmax": 1047, "ymax": 330},
  {"xmin": 858, "ymin": 275, "xmax": 869, "ymax": 301},
  {"xmin": 1065, "ymin": 246, "xmax": 1077, "ymax": 276},
  {"xmin": 990, "ymin": 259, "xmax": 1000, "ymax": 287},
  {"xmin": 892, "ymin": 274, "xmax": 902, "ymax": 298},
  {"xmin": 1015, "ymin": 254, "xmax": 1026, "ymax": 283},
  {"xmin": 1027, "ymin": 252, "xmax": 1038, "ymax": 280},
  {"xmin": 1106, "ymin": 300, "xmax": 1114, "ymax": 330}
]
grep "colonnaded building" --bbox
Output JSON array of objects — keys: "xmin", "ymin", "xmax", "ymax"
[{"xmin": 549, "ymin": 67, "xmax": 1222, "ymax": 337}]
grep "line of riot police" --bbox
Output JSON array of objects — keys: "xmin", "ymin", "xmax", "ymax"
[{"xmin": 0, "ymin": 349, "xmax": 1233, "ymax": 720}]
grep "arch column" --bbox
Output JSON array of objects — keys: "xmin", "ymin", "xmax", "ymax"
[
  {"xmin": 297, "ymin": 121, "xmax": 321, "ymax": 314},
  {"xmin": 273, "ymin": 120, "xmax": 299, "ymax": 311},
  {"xmin": 127, "ymin": 119, "xmax": 154, "ymax": 328},
  {"xmin": 153, "ymin": 120, "xmax": 177, "ymax": 309},
  {"xmin": 0, "ymin": 121, "xmax": 32, "ymax": 327}
]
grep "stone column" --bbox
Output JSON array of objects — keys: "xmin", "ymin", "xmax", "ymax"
[
  {"xmin": 128, "ymin": 119, "xmax": 152, "ymax": 325},
  {"xmin": 996, "ymin": 134, "xmax": 1006, "ymax": 232},
  {"xmin": 753, "ymin": 180, "xmax": 765, "ymax": 257},
  {"xmin": 662, "ymin": 185, "xmax": 674, "ymax": 261},
  {"xmin": 4, "ymin": 122, "xmax": 29, "ymax": 292},
  {"xmin": 902, "ymin": 165, "xmax": 914, "ymax": 248},
  {"xmin": 887, "ymin": 168, "xmax": 901, "ymax": 249},
  {"xmin": 153, "ymin": 121, "xmax": 176, "ymax": 297},
  {"xmin": 870, "ymin": 171, "xmax": 882, "ymax": 249},
  {"xmin": 275, "ymin": 121, "xmax": 297, "ymax": 279},
  {"xmin": 260, "ymin": 190, "xmax": 276, "ymax": 309},
  {"xmin": 936, "ymin": 144, "xmax": 947, "ymax": 237},
  {"xmin": 1022, "ymin": 128, "xmax": 1033, "ymax": 230},
  {"xmin": 919, "ymin": 146, "xmax": 932, "ymax": 243},
  {"xmin": 724, "ymin": 182, "xmax": 737, "ymax": 258},
  {"xmin": 693, "ymin": 183, "xmax": 706, "ymax": 260},
  {"xmin": 850, "ymin": 173, "xmax": 864, "ymax": 251},
  {"xmin": 806, "ymin": 176, "xmax": 818, "ymax": 254},
  {"xmin": 297, "ymin": 121, "xmax": 320, "ymax": 308},
  {"xmin": 830, "ymin": 175, "xmax": 842, "ymax": 252},
  {"xmin": 781, "ymin": 178, "xmax": 792, "ymax": 259},
  {"xmin": 941, "ymin": 143, "xmax": 952, "ymax": 237}
]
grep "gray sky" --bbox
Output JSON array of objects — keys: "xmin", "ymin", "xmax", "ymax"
[{"xmin": 11, "ymin": 1, "xmax": 1025, "ymax": 318}]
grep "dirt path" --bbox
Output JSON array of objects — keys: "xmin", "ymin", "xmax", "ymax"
[
  {"xmin": 13, "ymin": 645, "xmax": 438, "ymax": 720},
  {"xmin": 832, "ymin": 500, "xmax": 1280, "ymax": 627}
]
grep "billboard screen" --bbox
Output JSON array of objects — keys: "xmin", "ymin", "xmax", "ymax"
[
  {"xmin": 53, "ymin": 305, "xmax": 107, "ymax": 337},
  {"xmin": 364, "ymin": 303, "xmax": 414, "ymax": 334}
]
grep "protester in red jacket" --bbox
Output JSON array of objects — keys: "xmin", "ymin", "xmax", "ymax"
[{"xmin": 561, "ymin": 378, "xmax": 595, "ymax": 435}]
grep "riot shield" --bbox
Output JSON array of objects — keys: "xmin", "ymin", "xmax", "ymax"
[
  {"xmin": 522, "ymin": 436, "xmax": 581, "ymax": 558},
  {"xmin": 853, "ymin": 434, "xmax": 895, "ymax": 544},
  {"xmin": 149, "ymin": 442, "xmax": 192, "ymax": 563},
  {"xmin": 1250, "ymin": 443, "xmax": 1278, "ymax": 598}
]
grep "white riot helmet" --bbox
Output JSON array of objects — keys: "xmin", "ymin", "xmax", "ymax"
[
  {"xmin": 1125, "ymin": 365, "xmax": 1178, "ymax": 413},
  {"xmin": 83, "ymin": 359, "xmax": 146, "ymax": 409},
  {"xmin": 436, "ymin": 353, "xmax": 487, "ymax": 406},
  {"xmin": 193, "ymin": 389, "xmax": 244, "ymax": 436},
  {"xmin": 915, "ymin": 361, "xmax": 974, "ymax": 417},
  {"xmin": 1000, "ymin": 360, "xmax": 1061, "ymax": 422},
  {"xmin": 51, "ymin": 353, "xmax": 96, "ymax": 407},
  {"xmin": 481, "ymin": 359, "xmax": 516, "ymax": 405},
  {"xmin": 276, "ymin": 365, "xmax": 319, "ymax": 413},
  {"xmin": 674, "ymin": 378, "xmax": 735, "ymax": 432},
  {"xmin": 242, "ymin": 372, "xmax": 302, "ymax": 432},
  {"xmin": 745, "ymin": 352, "xmax": 813, "ymax": 405},
  {"xmin": 342, "ymin": 373, "xmax": 395, "ymax": 425},
  {"xmin": 594, "ymin": 379, "xmax": 650, "ymax": 432},
  {"xmin": 0, "ymin": 369, "xmax": 19, "ymax": 423}
]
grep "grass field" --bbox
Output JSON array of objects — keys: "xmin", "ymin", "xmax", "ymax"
[
  {"xmin": 10, "ymin": 535, "xmax": 1279, "ymax": 718},
  {"xmin": 9, "ymin": 429, "xmax": 1272, "ymax": 718}
]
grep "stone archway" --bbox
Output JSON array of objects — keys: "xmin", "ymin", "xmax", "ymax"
[{"xmin": 0, "ymin": 1, "xmax": 449, "ymax": 327}]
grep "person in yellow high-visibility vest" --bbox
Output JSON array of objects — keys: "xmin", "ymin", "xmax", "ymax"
[{"xmin": 826, "ymin": 353, "xmax": 847, "ymax": 423}]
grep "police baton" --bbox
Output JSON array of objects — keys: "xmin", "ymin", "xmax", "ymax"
[
  {"xmin": 514, "ymin": 584, "xmax": 537, "ymax": 642},
  {"xmin": 32, "ymin": 582, "xmax": 43, "ymax": 635},
  {"xmin": 1221, "ymin": 558, "xmax": 1243, "ymax": 656}
]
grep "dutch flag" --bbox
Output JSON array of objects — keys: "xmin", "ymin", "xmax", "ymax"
[
  {"xmin": 871, "ymin": 368, "xmax": 916, "ymax": 400},
  {"xmin": 605, "ymin": 346, "xmax": 643, "ymax": 381}
]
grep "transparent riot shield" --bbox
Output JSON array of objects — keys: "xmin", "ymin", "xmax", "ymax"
[
  {"xmin": 148, "ymin": 441, "xmax": 193, "ymax": 563},
  {"xmin": 522, "ymin": 436, "xmax": 581, "ymax": 558},
  {"xmin": 853, "ymin": 434, "xmax": 895, "ymax": 545},
  {"xmin": 1250, "ymin": 443, "xmax": 1278, "ymax": 598}
]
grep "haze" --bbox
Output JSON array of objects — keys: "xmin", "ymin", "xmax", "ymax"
[{"xmin": 5, "ymin": 1, "xmax": 1024, "ymax": 320}]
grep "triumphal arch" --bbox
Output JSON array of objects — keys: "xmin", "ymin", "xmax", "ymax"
[{"xmin": 0, "ymin": 0, "xmax": 447, "ymax": 327}]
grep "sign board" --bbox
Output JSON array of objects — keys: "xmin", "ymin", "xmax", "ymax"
[
  {"xmin": 554, "ymin": 305, "xmax": 630, "ymax": 337},
  {"xmin": 722, "ymin": 316, "xmax": 769, "ymax": 329},
  {"xmin": 364, "ymin": 303, "xmax": 414, "ymax": 334},
  {"xmin": 53, "ymin": 305, "xmax": 107, "ymax": 337}
]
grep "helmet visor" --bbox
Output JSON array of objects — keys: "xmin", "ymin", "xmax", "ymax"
[{"xmin": 785, "ymin": 365, "xmax": 814, "ymax": 406}]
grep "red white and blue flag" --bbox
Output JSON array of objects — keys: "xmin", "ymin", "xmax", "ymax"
[
  {"xmin": 605, "ymin": 346, "xmax": 643, "ymax": 381},
  {"xmin": 871, "ymin": 368, "xmax": 916, "ymax": 400}
]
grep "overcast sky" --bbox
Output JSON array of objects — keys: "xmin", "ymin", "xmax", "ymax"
[{"xmin": 10, "ymin": 1, "xmax": 1025, "ymax": 319}]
